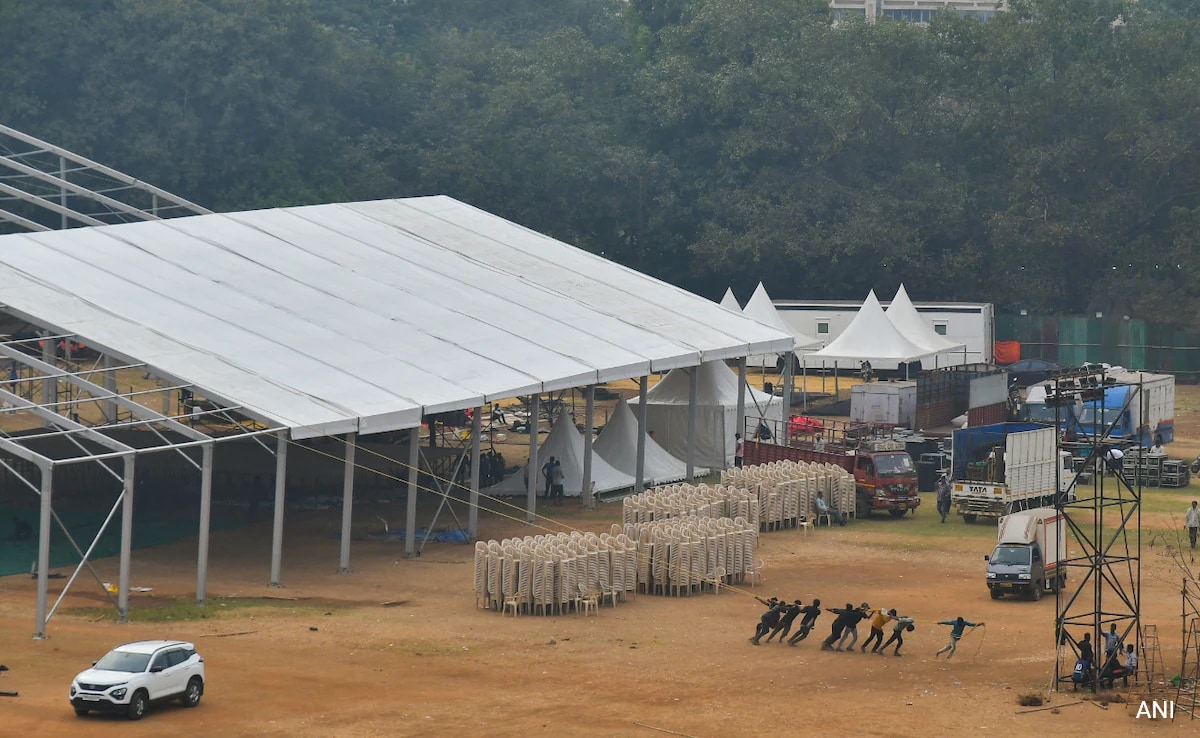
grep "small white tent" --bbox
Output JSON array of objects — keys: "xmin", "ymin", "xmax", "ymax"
[
  {"xmin": 884, "ymin": 284, "xmax": 968, "ymax": 367},
  {"xmin": 639, "ymin": 361, "xmax": 783, "ymax": 469},
  {"xmin": 485, "ymin": 410, "xmax": 635, "ymax": 497},
  {"xmin": 742, "ymin": 282, "xmax": 821, "ymax": 367},
  {"xmin": 807, "ymin": 289, "xmax": 937, "ymax": 371},
  {"xmin": 719, "ymin": 287, "xmax": 741, "ymax": 312},
  {"xmin": 595, "ymin": 397, "xmax": 708, "ymax": 484}
]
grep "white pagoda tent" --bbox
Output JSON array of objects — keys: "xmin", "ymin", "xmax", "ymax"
[
  {"xmin": 486, "ymin": 410, "xmax": 634, "ymax": 497},
  {"xmin": 806, "ymin": 289, "xmax": 938, "ymax": 375},
  {"xmin": 884, "ymin": 284, "xmax": 968, "ymax": 367},
  {"xmin": 742, "ymin": 282, "xmax": 821, "ymax": 368},
  {"xmin": 595, "ymin": 397, "xmax": 707, "ymax": 485},
  {"xmin": 718, "ymin": 287, "xmax": 741, "ymax": 312}
]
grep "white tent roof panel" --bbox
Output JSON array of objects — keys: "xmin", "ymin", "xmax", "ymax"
[
  {"xmin": 0, "ymin": 196, "xmax": 794, "ymax": 438},
  {"xmin": 808, "ymin": 289, "xmax": 939, "ymax": 365},
  {"xmin": 885, "ymin": 284, "xmax": 966, "ymax": 354}
]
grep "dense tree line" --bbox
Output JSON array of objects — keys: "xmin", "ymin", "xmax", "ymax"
[{"xmin": 1, "ymin": 0, "xmax": 1198, "ymax": 324}]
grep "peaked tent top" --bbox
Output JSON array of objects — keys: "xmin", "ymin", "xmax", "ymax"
[
  {"xmin": 719, "ymin": 287, "xmax": 741, "ymax": 312},
  {"xmin": 742, "ymin": 282, "xmax": 821, "ymax": 350},
  {"xmin": 0, "ymin": 196, "xmax": 794, "ymax": 438},
  {"xmin": 808, "ymin": 290, "xmax": 938, "ymax": 364},
  {"xmin": 884, "ymin": 284, "xmax": 965, "ymax": 353},
  {"xmin": 485, "ymin": 409, "xmax": 634, "ymax": 496}
]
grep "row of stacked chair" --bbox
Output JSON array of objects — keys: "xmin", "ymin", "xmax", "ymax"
[
  {"xmin": 721, "ymin": 460, "xmax": 856, "ymax": 527},
  {"xmin": 616, "ymin": 515, "xmax": 758, "ymax": 596},
  {"xmin": 473, "ymin": 531, "xmax": 638, "ymax": 615},
  {"xmin": 621, "ymin": 483, "xmax": 760, "ymax": 530}
]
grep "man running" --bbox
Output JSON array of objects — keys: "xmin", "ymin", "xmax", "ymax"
[
  {"xmin": 765, "ymin": 600, "xmax": 803, "ymax": 643},
  {"xmin": 787, "ymin": 599, "xmax": 822, "ymax": 646},
  {"xmin": 935, "ymin": 616, "xmax": 983, "ymax": 660}
]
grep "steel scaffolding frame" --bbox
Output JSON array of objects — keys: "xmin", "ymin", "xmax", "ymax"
[
  {"xmin": 1052, "ymin": 368, "xmax": 1142, "ymax": 693},
  {"xmin": 0, "ymin": 123, "xmax": 210, "ymax": 234}
]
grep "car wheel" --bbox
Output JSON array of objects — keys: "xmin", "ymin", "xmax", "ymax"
[
  {"xmin": 74, "ymin": 707, "xmax": 89, "ymax": 717},
  {"xmin": 888, "ymin": 509, "xmax": 906, "ymax": 518},
  {"xmin": 1030, "ymin": 584, "xmax": 1042, "ymax": 602},
  {"xmin": 127, "ymin": 690, "xmax": 148, "ymax": 721},
  {"xmin": 963, "ymin": 514, "xmax": 977, "ymax": 524},
  {"xmin": 989, "ymin": 589, "xmax": 1002, "ymax": 600},
  {"xmin": 181, "ymin": 677, "xmax": 203, "ymax": 708}
]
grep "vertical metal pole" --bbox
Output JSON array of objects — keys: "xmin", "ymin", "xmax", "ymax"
[
  {"xmin": 583, "ymin": 385, "xmax": 595, "ymax": 508},
  {"xmin": 41, "ymin": 332, "xmax": 56, "ymax": 420},
  {"xmin": 269, "ymin": 431, "xmax": 288, "ymax": 587},
  {"xmin": 59, "ymin": 155, "xmax": 67, "ymax": 230},
  {"xmin": 338, "ymin": 432, "xmax": 356, "ymax": 573},
  {"xmin": 635, "ymin": 377, "xmax": 649, "ymax": 493},
  {"xmin": 802, "ymin": 358, "xmax": 809, "ymax": 413},
  {"xmin": 736, "ymin": 358, "xmax": 748, "ymax": 464},
  {"xmin": 404, "ymin": 426, "xmax": 419, "ymax": 557},
  {"xmin": 782, "ymin": 351, "xmax": 794, "ymax": 427},
  {"xmin": 118, "ymin": 456, "xmax": 135, "ymax": 621},
  {"xmin": 103, "ymin": 355, "xmax": 118, "ymax": 422},
  {"xmin": 196, "ymin": 444, "xmax": 213, "ymax": 604},
  {"xmin": 468, "ymin": 406, "xmax": 481, "ymax": 540},
  {"xmin": 34, "ymin": 463, "xmax": 53, "ymax": 639},
  {"xmin": 527, "ymin": 394, "xmax": 540, "ymax": 522},
  {"xmin": 686, "ymin": 367, "xmax": 698, "ymax": 479}
]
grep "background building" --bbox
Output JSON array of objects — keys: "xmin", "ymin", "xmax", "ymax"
[{"xmin": 830, "ymin": 0, "xmax": 1007, "ymax": 23}]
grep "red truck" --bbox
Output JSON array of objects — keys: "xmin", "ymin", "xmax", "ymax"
[{"xmin": 742, "ymin": 419, "xmax": 921, "ymax": 518}]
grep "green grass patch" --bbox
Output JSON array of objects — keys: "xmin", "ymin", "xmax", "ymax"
[{"xmin": 66, "ymin": 596, "xmax": 341, "ymax": 623}]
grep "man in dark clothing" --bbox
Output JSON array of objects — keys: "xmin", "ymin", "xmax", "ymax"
[
  {"xmin": 787, "ymin": 599, "xmax": 822, "ymax": 646},
  {"xmin": 540, "ymin": 457, "xmax": 557, "ymax": 499},
  {"xmin": 821, "ymin": 603, "xmax": 860, "ymax": 651},
  {"xmin": 750, "ymin": 596, "xmax": 785, "ymax": 645},
  {"xmin": 878, "ymin": 615, "xmax": 915, "ymax": 656},
  {"xmin": 765, "ymin": 600, "xmax": 803, "ymax": 643},
  {"xmin": 1078, "ymin": 632, "xmax": 1094, "ymax": 664}
]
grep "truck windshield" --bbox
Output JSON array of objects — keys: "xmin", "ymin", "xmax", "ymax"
[
  {"xmin": 1077, "ymin": 406, "xmax": 1124, "ymax": 430},
  {"xmin": 1025, "ymin": 404, "xmax": 1060, "ymax": 424},
  {"xmin": 874, "ymin": 453, "xmax": 914, "ymax": 476},
  {"xmin": 990, "ymin": 546, "xmax": 1031, "ymax": 566}
]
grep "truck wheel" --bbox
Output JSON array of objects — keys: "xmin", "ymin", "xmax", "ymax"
[
  {"xmin": 888, "ymin": 509, "xmax": 906, "ymax": 518},
  {"xmin": 1029, "ymin": 584, "xmax": 1042, "ymax": 602},
  {"xmin": 990, "ymin": 589, "xmax": 1002, "ymax": 600},
  {"xmin": 963, "ymin": 514, "xmax": 977, "ymax": 524},
  {"xmin": 857, "ymin": 493, "xmax": 872, "ymax": 519}
]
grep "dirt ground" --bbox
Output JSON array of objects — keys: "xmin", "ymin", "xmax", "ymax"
[{"xmin": 1, "ymin": 385, "xmax": 1198, "ymax": 737}]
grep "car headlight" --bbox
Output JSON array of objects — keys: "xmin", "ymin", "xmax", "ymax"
[
  {"xmin": 986, "ymin": 572, "xmax": 996, "ymax": 579},
  {"xmin": 69, "ymin": 685, "xmax": 76, "ymax": 697},
  {"xmin": 110, "ymin": 688, "xmax": 127, "ymax": 700},
  {"xmin": 1018, "ymin": 573, "xmax": 1032, "ymax": 580},
  {"xmin": 875, "ymin": 490, "xmax": 888, "ymax": 498}
]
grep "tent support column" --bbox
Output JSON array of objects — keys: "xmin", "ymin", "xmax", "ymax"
[
  {"xmin": 582, "ymin": 385, "xmax": 595, "ymax": 508},
  {"xmin": 196, "ymin": 443, "xmax": 213, "ymax": 604},
  {"xmin": 118, "ymin": 457, "xmax": 135, "ymax": 621},
  {"xmin": 40, "ymin": 333, "xmax": 55, "ymax": 419},
  {"xmin": 527, "ymin": 394, "xmax": 540, "ymax": 523},
  {"xmin": 404, "ymin": 427, "xmax": 419, "ymax": 558},
  {"xmin": 686, "ymin": 367, "xmax": 698, "ymax": 480},
  {"xmin": 338, "ymin": 432, "xmax": 356, "ymax": 574},
  {"xmin": 802, "ymin": 359, "xmax": 808, "ymax": 413},
  {"xmin": 103, "ymin": 355, "xmax": 118, "ymax": 422},
  {"xmin": 736, "ymin": 358, "xmax": 747, "ymax": 454},
  {"xmin": 468, "ymin": 405, "xmax": 481, "ymax": 540},
  {"xmin": 635, "ymin": 376, "xmax": 649, "ymax": 493},
  {"xmin": 782, "ymin": 352, "xmax": 793, "ymax": 425},
  {"xmin": 269, "ymin": 431, "xmax": 288, "ymax": 587},
  {"xmin": 34, "ymin": 462, "xmax": 52, "ymax": 639}
]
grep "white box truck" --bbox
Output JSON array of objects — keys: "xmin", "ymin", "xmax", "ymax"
[
  {"xmin": 985, "ymin": 507, "xmax": 1066, "ymax": 600},
  {"xmin": 950, "ymin": 422, "xmax": 1076, "ymax": 523}
]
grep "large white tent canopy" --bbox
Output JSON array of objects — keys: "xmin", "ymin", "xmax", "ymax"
[
  {"xmin": 0, "ymin": 196, "xmax": 794, "ymax": 439},
  {"xmin": 594, "ymin": 397, "xmax": 707, "ymax": 486},
  {"xmin": 807, "ymin": 289, "xmax": 938, "ymax": 366}
]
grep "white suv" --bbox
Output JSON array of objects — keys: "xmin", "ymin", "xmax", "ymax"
[{"xmin": 69, "ymin": 640, "xmax": 205, "ymax": 720}]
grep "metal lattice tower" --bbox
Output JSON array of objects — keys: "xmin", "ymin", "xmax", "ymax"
[
  {"xmin": 1052, "ymin": 367, "xmax": 1143, "ymax": 693},
  {"xmin": 0, "ymin": 123, "xmax": 210, "ymax": 234}
]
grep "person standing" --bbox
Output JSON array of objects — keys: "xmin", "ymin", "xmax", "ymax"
[
  {"xmin": 878, "ymin": 614, "xmax": 914, "ymax": 656},
  {"xmin": 765, "ymin": 600, "xmax": 803, "ymax": 643},
  {"xmin": 734, "ymin": 433, "xmax": 744, "ymax": 468},
  {"xmin": 936, "ymin": 472, "xmax": 952, "ymax": 524},
  {"xmin": 1186, "ymin": 500, "xmax": 1200, "ymax": 550},
  {"xmin": 540, "ymin": 456, "xmax": 557, "ymax": 499},
  {"xmin": 787, "ymin": 599, "xmax": 822, "ymax": 646},
  {"xmin": 935, "ymin": 616, "xmax": 983, "ymax": 660},
  {"xmin": 862, "ymin": 607, "xmax": 895, "ymax": 652},
  {"xmin": 1103, "ymin": 624, "xmax": 1122, "ymax": 662},
  {"xmin": 549, "ymin": 460, "xmax": 565, "ymax": 506}
]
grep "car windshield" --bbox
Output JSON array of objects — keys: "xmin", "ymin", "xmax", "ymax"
[
  {"xmin": 990, "ymin": 546, "xmax": 1031, "ymax": 566},
  {"xmin": 874, "ymin": 453, "xmax": 914, "ymax": 476},
  {"xmin": 94, "ymin": 650, "xmax": 152, "ymax": 673}
]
